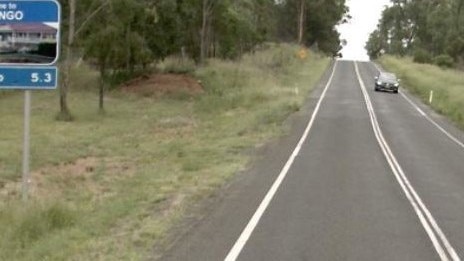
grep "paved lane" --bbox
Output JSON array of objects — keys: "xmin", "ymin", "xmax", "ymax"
[
  {"xmin": 235, "ymin": 61, "xmax": 437, "ymax": 261},
  {"xmin": 358, "ymin": 62, "xmax": 464, "ymax": 259},
  {"xmin": 160, "ymin": 61, "xmax": 464, "ymax": 261}
]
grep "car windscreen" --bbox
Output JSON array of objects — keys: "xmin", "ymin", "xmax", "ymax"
[{"xmin": 379, "ymin": 74, "xmax": 397, "ymax": 82}]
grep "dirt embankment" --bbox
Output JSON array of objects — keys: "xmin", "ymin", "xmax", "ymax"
[{"xmin": 123, "ymin": 74, "xmax": 203, "ymax": 97}]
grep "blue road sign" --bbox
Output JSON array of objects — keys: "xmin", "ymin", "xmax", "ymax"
[
  {"xmin": 0, "ymin": 0, "xmax": 60, "ymax": 89},
  {"xmin": 0, "ymin": 1, "xmax": 59, "ymax": 22},
  {"xmin": 1, "ymin": 2, "xmax": 62, "ymax": 202},
  {"xmin": 0, "ymin": 0, "xmax": 61, "ymax": 66},
  {"xmin": 0, "ymin": 66, "xmax": 57, "ymax": 89}
]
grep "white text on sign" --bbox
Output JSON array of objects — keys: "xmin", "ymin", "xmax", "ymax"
[{"xmin": 0, "ymin": 2, "xmax": 23, "ymax": 21}]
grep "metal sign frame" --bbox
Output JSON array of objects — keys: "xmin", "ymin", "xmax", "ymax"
[
  {"xmin": 0, "ymin": 0, "xmax": 61, "ymax": 201},
  {"xmin": 0, "ymin": 66, "xmax": 57, "ymax": 89},
  {"xmin": 0, "ymin": 0, "xmax": 61, "ymax": 66}
]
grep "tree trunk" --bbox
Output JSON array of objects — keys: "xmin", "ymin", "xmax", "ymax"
[
  {"xmin": 297, "ymin": 0, "xmax": 305, "ymax": 45},
  {"xmin": 200, "ymin": 0, "xmax": 208, "ymax": 64},
  {"xmin": 457, "ymin": 0, "xmax": 464, "ymax": 30},
  {"xmin": 99, "ymin": 63, "xmax": 106, "ymax": 113},
  {"xmin": 59, "ymin": 0, "xmax": 76, "ymax": 121},
  {"xmin": 126, "ymin": 24, "xmax": 133, "ymax": 74},
  {"xmin": 200, "ymin": 0, "xmax": 215, "ymax": 64}
]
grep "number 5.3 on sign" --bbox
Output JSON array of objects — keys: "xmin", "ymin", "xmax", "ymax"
[{"xmin": 31, "ymin": 72, "xmax": 53, "ymax": 83}]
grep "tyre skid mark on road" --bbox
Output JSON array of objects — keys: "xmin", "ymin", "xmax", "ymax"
[
  {"xmin": 223, "ymin": 61, "xmax": 339, "ymax": 261},
  {"xmin": 355, "ymin": 62, "xmax": 461, "ymax": 261}
]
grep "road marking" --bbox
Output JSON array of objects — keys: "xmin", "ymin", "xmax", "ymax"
[
  {"xmin": 400, "ymin": 91, "xmax": 464, "ymax": 150},
  {"xmin": 413, "ymin": 103, "xmax": 427, "ymax": 116},
  {"xmin": 355, "ymin": 62, "xmax": 461, "ymax": 261},
  {"xmin": 372, "ymin": 63, "xmax": 464, "ymax": 150},
  {"xmin": 224, "ymin": 61, "xmax": 339, "ymax": 261}
]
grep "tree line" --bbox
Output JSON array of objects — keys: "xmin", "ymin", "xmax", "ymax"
[
  {"xmin": 366, "ymin": 0, "xmax": 464, "ymax": 68},
  {"xmin": 56, "ymin": 0, "xmax": 348, "ymax": 119}
]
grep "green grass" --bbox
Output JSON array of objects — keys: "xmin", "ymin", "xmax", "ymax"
[
  {"xmin": 379, "ymin": 55, "xmax": 464, "ymax": 129},
  {"xmin": 0, "ymin": 43, "xmax": 330, "ymax": 261}
]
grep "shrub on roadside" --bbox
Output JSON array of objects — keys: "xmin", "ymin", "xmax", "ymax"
[
  {"xmin": 159, "ymin": 56, "xmax": 196, "ymax": 74},
  {"xmin": 413, "ymin": 48, "xmax": 432, "ymax": 64},
  {"xmin": 0, "ymin": 202, "xmax": 76, "ymax": 255},
  {"xmin": 433, "ymin": 54, "xmax": 454, "ymax": 68},
  {"xmin": 0, "ymin": 44, "xmax": 330, "ymax": 261},
  {"xmin": 379, "ymin": 55, "xmax": 464, "ymax": 130}
]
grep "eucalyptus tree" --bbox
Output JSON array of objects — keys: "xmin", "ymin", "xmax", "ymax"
[
  {"xmin": 57, "ymin": 0, "xmax": 110, "ymax": 120},
  {"xmin": 159, "ymin": 0, "xmax": 276, "ymax": 62},
  {"xmin": 211, "ymin": 0, "xmax": 275, "ymax": 58},
  {"xmin": 366, "ymin": 0, "xmax": 464, "ymax": 67},
  {"xmin": 83, "ymin": 0, "xmax": 153, "ymax": 112},
  {"xmin": 448, "ymin": 0, "xmax": 464, "ymax": 66},
  {"xmin": 276, "ymin": 0, "xmax": 349, "ymax": 55},
  {"xmin": 366, "ymin": 30, "xmax": 385, "ymax": 60}
]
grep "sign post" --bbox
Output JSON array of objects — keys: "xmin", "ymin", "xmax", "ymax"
[
  {"xmin": 0, "ymin": 0, "xmax": 61, "ymax": 201},
  {"xmin": 22, "ymin": 90, "xmax": 30, "ymax": 201}
]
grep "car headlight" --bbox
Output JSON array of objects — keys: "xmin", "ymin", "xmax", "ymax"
[
  {"xmin": 394, "ymin": 83, "xmax": 399, "ymax": 87},
  {"xmin": 376, "ymin": 81, "xmax": 382, "ymax": 85}
]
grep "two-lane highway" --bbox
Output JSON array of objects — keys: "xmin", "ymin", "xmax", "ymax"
[{"xmin": 160, "ymin": 61, "xmax": 464, "ymax": 261}]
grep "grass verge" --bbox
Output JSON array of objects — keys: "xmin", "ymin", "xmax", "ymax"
[
  {"xmin": 379, "ymin": 55, "xmax": 464, "ymax": 129},
  {"xmin": 0, "ymin": 44, "xmax": 330, "ymax": 261}
]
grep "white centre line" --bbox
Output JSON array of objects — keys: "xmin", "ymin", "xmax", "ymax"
[
  {"xmin": 354, "ymin": 61, "xmax": 460, "ymax": 261},
  {"xmin": 224, "ymin": 61, "xmax": 339, "ymax": 261}
]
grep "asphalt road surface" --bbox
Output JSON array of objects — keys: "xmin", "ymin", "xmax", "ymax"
[{"xmin": 160, "ymin": 61, "xmax": 464, "ymax": 261}]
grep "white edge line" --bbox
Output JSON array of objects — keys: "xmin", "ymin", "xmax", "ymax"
[
  {"xmin": 373, "ymin": 63, "xmax": 464, "ymax": 150},
  {"xmin": 400, "ymin": 91, "xmax": 464, "ymax": 150},
  {"xmin": 356, "ymin": 62, "xmax": 460, "ymax": 261},
  {"xmin": 224, "ymin": 61, "xmax": 339, "ymax": 261}
]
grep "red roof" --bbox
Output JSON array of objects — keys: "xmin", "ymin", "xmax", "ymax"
[{"xmin": 0, "ymin": 23, "xmax": 57, "ymax": 34}]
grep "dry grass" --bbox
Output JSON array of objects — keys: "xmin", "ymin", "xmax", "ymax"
[
  {"xmin": 379, "ymin": 55, "xmax": 464, "ymax": 129},
  {"xmin": 0, "ymin": 44, "xmax": 330, "ymax": 261}
]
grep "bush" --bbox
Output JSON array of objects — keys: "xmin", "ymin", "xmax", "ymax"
[
  {"xmin": 413, "ymin": 48, "xmax": 432, "ymax": 64},
  {"xmin": 36, "ymin": 43, "xmax": 56, "ymax": 57},
  {"xmin": 196, "ymin": 61, "xmax": 247, "ymax": 96},
  {"xmin": 159, "ymin": 56, "xmax": 196, "ymax": 74},
  {"xmin": 109, "ymin": 68, "xmax": 152, "ymax": 88},
  {"xmin": 0, "ymin": 202, "xmax": 76, "ymax": 250},
  {"xmin": 433, "ymin": 54, "xmax": 454, "ymax": 68}
]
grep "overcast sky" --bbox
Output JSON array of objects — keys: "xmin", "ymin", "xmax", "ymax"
[{"xmin": 337, "ymin": 0, "xmax": 391, "ymax": 61}]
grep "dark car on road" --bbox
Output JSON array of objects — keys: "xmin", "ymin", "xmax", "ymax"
[{"xmin": 374, "ymin": 72, "xmax": 400, "ymax": 93}]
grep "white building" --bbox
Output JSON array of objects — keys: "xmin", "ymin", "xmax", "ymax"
[{"xmin": 0, "ymin": 23, "xmax": 57, "ymax": 52}]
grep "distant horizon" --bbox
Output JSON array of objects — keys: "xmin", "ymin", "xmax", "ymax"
[{"xmin": 337, "ymin": 0, "xmax": 391, "ymax": 61}]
